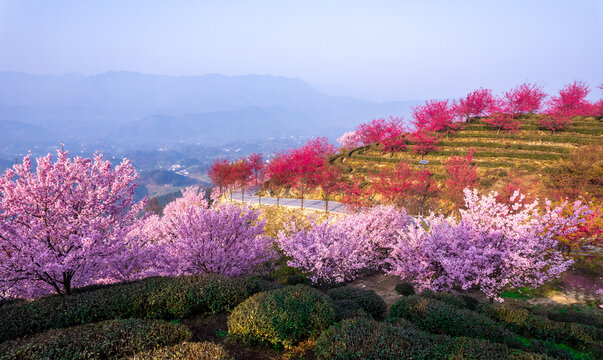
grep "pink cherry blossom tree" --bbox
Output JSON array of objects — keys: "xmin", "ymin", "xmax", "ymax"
[
  {"xmin": 337, "ymin": 131, "xmax": 362, "ymax": 150},
  {"xmin": 387, "ymin": 189, "xmax": 588, "ymax": 302},
  {"xmin": 504, "ymin": 83, "xmax": 548, "ymax": 114},
  {"xmin": 0, "ymin": 149, "xmax": 146, "ymax": 298},
  {"xmin": 454, "ymin": 88, "xmax": 496, "ymax": 121}
]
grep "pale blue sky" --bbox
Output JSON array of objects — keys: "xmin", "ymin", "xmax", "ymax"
[{"xmin": 0, "ymin": 0, "xmax": 601, "ymax": 101}]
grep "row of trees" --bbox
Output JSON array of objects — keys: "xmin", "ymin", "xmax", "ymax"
[
  {"xmin": 0, "ymin": 149, "xmax": 598, "ymax": 302},
  {"xmin": 338, "ymin": 81, "xmax": 603, "ymax": 153}
]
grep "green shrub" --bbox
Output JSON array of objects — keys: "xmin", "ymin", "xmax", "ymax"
[
  {"xmin": 128, "ymin": 341, "xmax": 232, "ymax": 360},
  {"xmin": 0, "ymin": 319, "xmax": 191, "ymax": 360},
  {"xmin": 544, "ymin": 311, "xmax": 603, "ymax": 329},
  {"xmin": 331, "ymin": 299, "xmax": 370, "ymax": 322},
  {"xmin": 227, "ymin": 285, "xmax": 335, "ymax": 348},
  {"xmin": 478, "ymin": 304, "xmax": 603, "ymax": 350},
  {"xmin": 326, "ymin": 287, "xmax": 386, "ymax": 319},
  {"xmin": 285, "ymin": 274, "xmax": 311, "ymax": 286},
  {"xmin": 420, "ymin": 290, "xmax": 480, "ymax": 311},
  {"xmin": 440, "ymin": 337, "xmax": 548, "ymax": 360},
  {"xmin": 314, "ymin": 317, "xmax": 436, "ymax": 359},
  {"xmin": 389, "ymin": 296, "xmax": 510, "ymax": 344},
  {"xmin": 0, "ymin": 275, "xmax": 261, "ymax": 342},
  {"xmin": 395, "ymin": 282, "xmax": 415, "ymax": 296}
]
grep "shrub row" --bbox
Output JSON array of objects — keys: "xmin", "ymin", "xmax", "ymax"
[
  {"xmin": 227, "ymin": 285, "xmax": 335, "ymax": 348},
  {"xmin": 326, "ymin": 287, "xmax": 386, "ymax": 319},
  {"xmin": 478, "ymin": 304, "xmax": 603, "ymax": 350},
  {"xmin": 447, "ymin": 132, "xmax": 600, "ymax": 144},
  {"xmin": 0, "ymin": 319, "xmax": 191, "ymax": 360},
  {"xmin": 0, "ymin": 275, "xmax": 275, "ymax": 342},
  {"xmin": 438, "ymin": 140, "xmax": 571, "ymax": 153},
  {"xmin": 388, "ymin": 295, "xmax": 511, "ymax": 344},
  {"xmin": 128, "ymin": 341, "xmax": 233, "ymax": 360},
  {"xmin": 314, "ymin": 318, "xmax": 546, "ymax": 360}
]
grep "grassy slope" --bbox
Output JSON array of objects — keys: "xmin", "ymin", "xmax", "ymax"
[{"xmin": 331, "ymin": 115, "xmax": 603, "ymax": 187}]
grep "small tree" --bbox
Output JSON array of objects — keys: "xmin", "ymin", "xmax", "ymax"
[
  {"xmin": 454, "ymin": 88, "xmax": 496, "ymax": 121},
  {"xmin": 0, "ymin": 149, "xmax": 145, "ymax": 298},
  {"xmin": 483, "ymin": 104, "xmax": 521, "ymax": 134},
  {"xmin": 504, "ymin": 83, "xmax": 548, "ymax": 114},
  {"xmin": 314, "ymin": 162, "xmax": 346, "ymax": 212},
  {"xmin": 337, "ymin": 131, "xmax": 362, "ymax": 150},
  {"xmin": 247, "ymin": 153, "xmax": 266, "ymax": 204},
  {"xmin": 444, "ymin": 150, "xmax": 478, "ymax": 207},
  {"xmin": 411, "ymin": 100, "xmax": 460, "ymax": 132},
  {"xmin": 407, "ymin": 130, "xmax": 440, "ymax": 159},
  {"xmin": 547, "ymin": 81, "xmax": 591, "ymax": 118},
  {"xmin": 355, "ymin": 117, "xmax": 406, "ymax": 154},
  {"xmin": 539, "ymin": 110, "xmax": 572, "ymax": 134},
  {"xmin": 265, "ymin": 152, "xmax": 292, "ymax": 207}
]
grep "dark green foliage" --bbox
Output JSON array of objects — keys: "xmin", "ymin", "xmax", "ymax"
[
  {"xmin": 227, "ymin": 285, "xmax": 335, "ymax": 348},
  {"xmin": 395, "ymin": 282, "xmax": 415, "ymax": 296},
  {"xmin": 285, "ymin": 274, "xmax": 311, "ymax": 286},
  {"xmin": 389, "ymin": 296, "xmax": 510, "ymax": 343},
  {"xmin": 128, "ymin": 341, "xmax": 233, "ymax": 360},
  {"xmin": 478, "ymin": 304, "xmax": 603, "ymax": 350},
  {"xmin": 326, "ymin": 287, "xmax": 386, "ymax": 319},
  {"xmin": 420, "ymin": 290, "xmax": 480, "ymax": 311},
  {"xmin": 0, "ymin": 319, "xmax": 191, "ymax": 360},
  {"xmin": 544, "ymin": 311, "xmax": 603, "ymax": 329},
  {"xmin": 441, "ymin": 337, "xmax": 548, "ymax": 360},
  {"xmin": 314, "ymin": 317, "xmax": 436, "ymax": 359},
  {"xmin": 331, "ymin": 299, "xmax": 370, "ymax": 322},
  {"xmin": 0, "ymin": 275, "xmax": 262, "ymax": 343},
  {"xmin": 314, "ymin": 318, "xmax": 544, "ymax": 360}
]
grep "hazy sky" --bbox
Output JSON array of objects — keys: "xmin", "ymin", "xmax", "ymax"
[{"xmin": 0, "ymin": 0, "xmax": 601, "ymax": 101}]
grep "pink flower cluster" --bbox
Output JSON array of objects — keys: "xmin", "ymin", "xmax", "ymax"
[{"xmin": 386, "ymin": 189, "xmax": 588, "ymax": 301}]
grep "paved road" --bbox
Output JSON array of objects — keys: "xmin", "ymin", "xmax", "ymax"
[{"xmin": 231, "ymin": 191, "xmax": 347, "ymax": 213}]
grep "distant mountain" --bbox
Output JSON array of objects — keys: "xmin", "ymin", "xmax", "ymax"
[
  {"xmin": 0, "ymin": 71, "xmax": 422, "ymax": 171},
  {"xmin": 138, "ymin": 169, "xmax": 203, "ymax": 187}
]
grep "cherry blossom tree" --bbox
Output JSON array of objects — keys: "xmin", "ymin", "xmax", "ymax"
[
  {"xmin": 387, "ymin": 189, "xmax": 588, "ymax": 302},
  {"xmin": 314, "ymin": 162, "xmax": 346, "ymax": 212},
  {"xmin": 265, "ymin": 152, "xmax": 293, "ymax": 207},
  {"xmin": 444, "ymin": 150, "xmax": 478, "ymax": 207},
  {"xmin": 247, "ymin": 153, "xmax": 266, "ymax": 204},
  {"xmin": 355, "ymin": 117, "xmax": 406, "ymax": 154},
  {"xmin": 159, "ymin": 203, "xmax": 273, "ymax": 277},
  {"xmin": 0, "ymin": 149, "xmax": 146, "ymax": 298},
  {"xmin": 208, "ymin": 159, "xmax": 233, "ymax": 199},
  {"xmin": 337, "ymin": 131, "xmax": 362, "ymax": 150},
  {"xmin": 407, "ymin": 130, "xmax": 440, "ymax": 159},
  {"xmin": 539, "ymin": 111, "xmax": 572, "ymax": 134},
  {"xmin": 483, "ymin": 99, "xmax": 521, "ymax": 134},
  {"xmin": 411, "ymin": 100, "xmax": 460, "ymax": 132},
  {"xmin": 454, "ymin": 88, "xmax": 496, "ymax": 121},
  {"xmin": 547, "ymin": 81, "xmax": 592, "ymax": 118},
  {"xmin": 504, "ymin": 83, "xmax": 548, "ymax": 114}
]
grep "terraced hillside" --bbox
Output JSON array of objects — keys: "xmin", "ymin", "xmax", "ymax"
[{"xmin": 331, "ymin": 115, "xmax": 602, "ymax": 185}]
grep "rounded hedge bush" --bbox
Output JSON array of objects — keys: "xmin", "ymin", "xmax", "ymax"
[
  {"xmin": 227, "ymin": 284, "xmax": 335, "ymax": 348},
  {"xmin": 331, "ymin": 299, "xmax": 370, "ymax": 322},
  {"xmin": 478, "ymin": 304, "xmax": 603, "ymax": 350},
  {"xmin": 0, "ymin": 319, "xmax": 192, "ymax": 360},
  {"xmin": 0, "ymin": 275, "xmax": 261, "ymax": 342},
  {"xmin": 420, "ymin": 290, "xmax": 480, "ymax": 311},
  {"xmin": 128, "ymin": 341, "xmax": 232, "ymax": 360},
  {"xmin": 314, "ymin": 317, "xmax": 435, "ymax": 359},
  {"xmin": 314, "ymin": 318, "xmax": 547, "ymax": 360},
  {"xmin": 389, "ymin": 296, "xmax": 510, "ymax": 343},
  {"xmin": 326, "ymin": 287, "xmax": 386, "ymax": 319},
  {"xmin": 395, "ymin": 282, "xmax": 415, "ymax": 296}
]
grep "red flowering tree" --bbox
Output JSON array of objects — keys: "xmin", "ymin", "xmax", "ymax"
[
  {"xmin": 407, "ymin": 130, "xmax": 440, "ymax": 159},
  {"xmin": 314, "ymin": 162, "xmax": 346, "ymax": 212},
  {"xmin": 370, "ymin": 162, "xmax": 440, "ymax": 215},
  {"xmin": 411, "ymin": 100, "xmax": 460, "ymax": 132},
  {"xmin": 483, "ymin": 99, "xmax": 521, "ymax": 133},
  {"xmin": 454, "ymin": 88, "xmax": 496, "ymax": 121},
  {"xmin": 504, "ymin": 83, "xmax": 548, "ymax": 114},
  {"xmin": 288, "ymin": 137, "xmax": 336, "ymax": 209},
  {"xmin": 539, "ymin": 111, "xmax": 572, "ymax": 134},
  {"xmin": 355, "ymin": 117, "xmax": 406, "ymax": 154},
  {"xmin": 247, "ymin": 153, "xmax": 266, "ymax": 204},
  {"xmin": 444, "ymin": 150, "xmax": 478, "ymax": 207},
  {"xmin": 265, "ymin": 152, "xmax": 292, "ymax": 207},
  {"xmin": 208, "ymin": 159, "xmax": 232, "ymax": 198},
  {"xmin": 0, "ymin": 149, "xmax": 146, "ymax": 298},
  {"xmin": 547, "ymin": 81, "xmax": 592, "ymax": 118}
]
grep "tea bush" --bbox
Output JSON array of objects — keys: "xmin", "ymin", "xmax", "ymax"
[
  {"xmin": 0, "ymin": 319, "xmax": 191, "ymax": 360},
  {"xmin": 326, "ymin": 287, "xmax": 386, "ymax": 319},
  {"xmin": 227, "ymin": 285, "xmax": 335, "ymax": 348},
  {"xmin": 128, "ymin": 341, "xmax": 232, "ymax": 360}
]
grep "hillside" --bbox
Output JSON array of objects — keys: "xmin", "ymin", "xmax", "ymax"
[{"xmin": 332, "ymin": 115, "xmax": 603, "ymax": 188}]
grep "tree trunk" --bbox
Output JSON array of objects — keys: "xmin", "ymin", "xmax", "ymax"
[
  {"xmin": 325, "ymin": 198, "xmax": 329, "ymax": 213},
  {"xmin": 277, "ymin": 197, "xmax": 280, "ymax": 207},
  {"xmin": 301, "ymin": 196, "xmax": 304, "ymax": 210}
]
